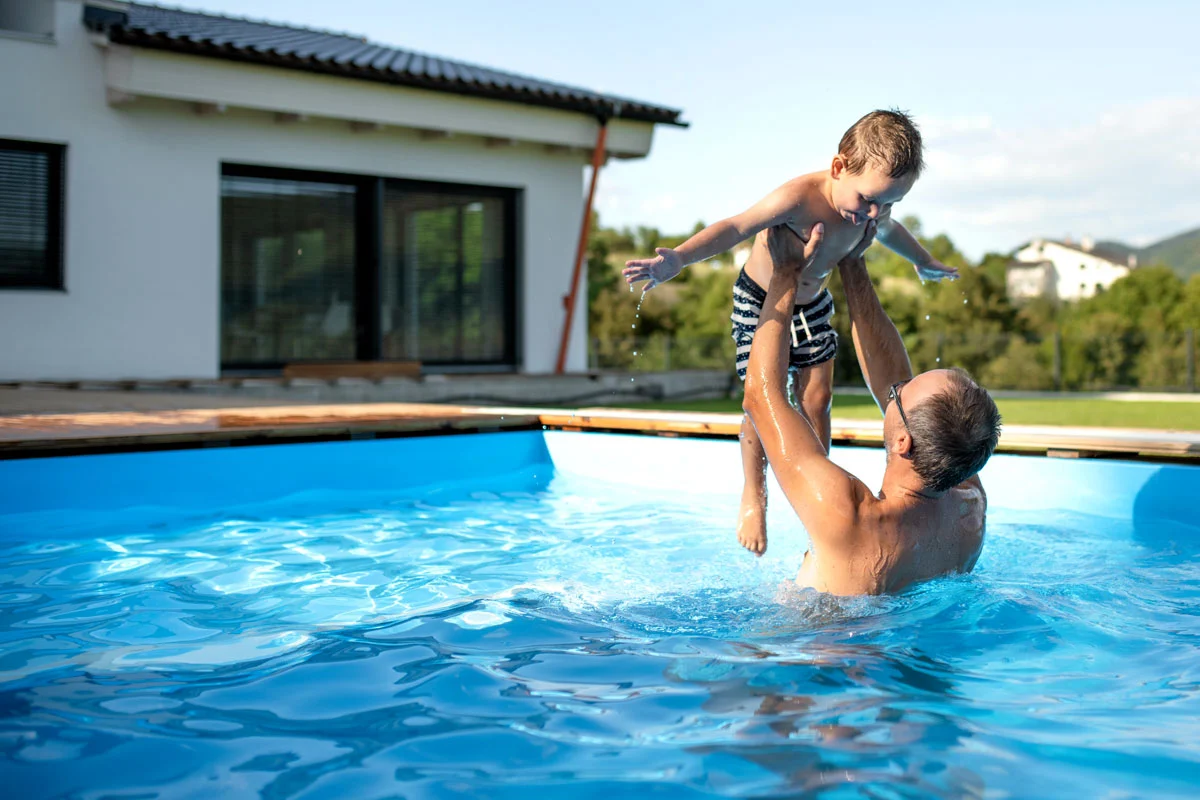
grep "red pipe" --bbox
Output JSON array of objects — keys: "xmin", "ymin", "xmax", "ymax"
[{"xmin": 555, "ymin": 120, "xmax": 608, "ymax": 374}]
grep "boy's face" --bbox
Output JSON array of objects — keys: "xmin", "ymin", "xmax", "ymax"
[{"xmin": 830, "ymin": 156, "xmax": 916, "ymax": 226}]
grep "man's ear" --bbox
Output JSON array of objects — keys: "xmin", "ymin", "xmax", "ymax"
[{"xmin": 891, "ymin": 428, "xmax": 914, "ymax": 459}]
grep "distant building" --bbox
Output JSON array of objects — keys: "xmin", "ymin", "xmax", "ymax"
[
  {"xmin": 1007, "ymin": 237, "xmax": 1137, "ymax": 302},
  {"xmin": 0, "ymin": 1, "xmax": 685, "ymax": 380}
]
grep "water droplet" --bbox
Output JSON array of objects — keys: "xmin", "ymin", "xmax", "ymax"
[
  {"xmin": 633, "ymin": 351, "xmax": 638, "ymax": 356},
  {"xmin": 925, "ymin": 314, "xmax": 930, "ymax": 321},
  {"xmin": 630, "ymin": 378, "xmax": 635, "ymax": 383},
  {"xmin": 297, "ymin": 248, "xmax": 303, "ymax": 255},
  {"xmin": 936, "ymin": 357, "xmax": 941, "ymax": 363},
  {"xmin": 963, "ymin": 299, "xmax": 968, "ymax": 304},
  {"xmin": 631, "ymin": 324, "xmax": 636, "ymax": 329}
]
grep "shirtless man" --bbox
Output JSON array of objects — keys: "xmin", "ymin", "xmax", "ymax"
[{"xmin": 742, "ymin": 220, "xmax": 1001, "ymax": 595}]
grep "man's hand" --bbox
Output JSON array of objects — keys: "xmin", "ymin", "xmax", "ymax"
[
  {"xmin": 622, "ymin": 248, "xmax": 684, "ymax": 291},
  {"xmin": 914, "ymin": 258, "xmax": 959, "ymax": 281},
  {"xmin": 765, "ymin": 222, "xmax": 825, "ymax": 279}
]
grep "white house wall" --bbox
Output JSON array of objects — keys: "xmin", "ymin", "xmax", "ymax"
[
  {"xmin": 0, "ymin": 1, "xmax": 595, "ymax": 380},
  {"xmin": 1013, "ymin": 242, "xmax": 1130, "ymax": 302}
]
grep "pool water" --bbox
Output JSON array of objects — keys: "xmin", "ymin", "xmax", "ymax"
[{"xmin": 0, "ymin": 432, "xmax": 1197, "ymax": 798}]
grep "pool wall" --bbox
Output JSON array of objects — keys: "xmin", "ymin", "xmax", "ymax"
[{"xmin": 0, "ymin": 430, "xmax": 1194, "ymax": 537}]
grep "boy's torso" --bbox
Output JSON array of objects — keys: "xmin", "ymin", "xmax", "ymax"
[{"xmin": 743, "ymin": 172, "xmax": 873, "ymax": 305}]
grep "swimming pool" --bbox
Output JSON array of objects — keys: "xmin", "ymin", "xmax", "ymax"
[{"xmin": 0, "ymin": 431, "xmax": 1197, "ymax": 798}]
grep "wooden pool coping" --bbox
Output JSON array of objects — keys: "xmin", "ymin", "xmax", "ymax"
[{"xmin": 1, "ymin": 402, "xmax": 1198, "ymax": 461}]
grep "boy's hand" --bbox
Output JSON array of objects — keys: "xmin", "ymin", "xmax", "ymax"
[
  {"xmin": 766, "ymin": 222, "xmax": 825, "ymax": 277},
  {"xmin": 622, "ymin": 248, "xmax": 684, "ymax": 290},
  {"xmin": 914, "ymin": 258, "xmax": 960, "ymax": 281}
]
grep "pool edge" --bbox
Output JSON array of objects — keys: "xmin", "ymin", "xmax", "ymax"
[{"xmin": 1, "ymin": 403, "xmax": 1197, "ymax": 463}]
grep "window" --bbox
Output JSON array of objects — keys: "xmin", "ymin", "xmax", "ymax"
[
  {"xmin": 0, "ymin": 139, "xmax": 65, "ymax": 289},
  {"xmin": 221, "ymin": 165, "xmax": 517, "ymax": 370},
  {"xmin": 0, "ymin": 0, "xmax": 55, "ymax": 39}
]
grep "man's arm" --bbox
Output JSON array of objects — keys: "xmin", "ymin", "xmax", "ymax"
[
  {"xmin": 836, "ymin": 228, "xmax": 915, "ymax": 414},
  {"xmin": 839, "ymin": 241, "xmax": 986, "ymax": 495},
  {"xmin": 742, "ymin": 223, "xmax": 865, "ymax": 535},
  {"xmin": 876, "ymin": 216, "xmax": 959, "ymax": 281},
  {"xmin": 622, "ymin": 180, "xmax": 803, "ymax": 289}
]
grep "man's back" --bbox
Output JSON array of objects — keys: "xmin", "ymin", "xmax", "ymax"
[{"xmin": 796, "ymin": 477, "xmax": 987, "ymax": 596}]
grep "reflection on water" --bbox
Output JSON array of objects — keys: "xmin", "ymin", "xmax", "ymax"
[{"xmin": 0, "ymin": 472, "xmax": 1197, "ymax": 798}]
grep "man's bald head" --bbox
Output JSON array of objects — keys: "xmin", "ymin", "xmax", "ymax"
[{"xmin": 893, "ymin": 368, "xmax": 1001, "ymax": 493}]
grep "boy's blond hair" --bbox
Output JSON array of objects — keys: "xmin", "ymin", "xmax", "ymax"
[{"xmin": 838, "ymin": 109, "xmax": 924, "ymax": 179}]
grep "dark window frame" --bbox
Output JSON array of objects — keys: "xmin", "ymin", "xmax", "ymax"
[
  {"xmin": 0, "ymin": 138, "xmax": 65, "ymax": 291},
  {"xmin": 219, "ymin": 163, "xmax": 520, "ymax": 373}
]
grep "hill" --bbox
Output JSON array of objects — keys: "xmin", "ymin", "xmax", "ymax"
[
  {"xmin": 1093, "ymin": 227, "xmax": 1200, "ymax": 279},
  {"xmin": 1140, "ymin": 226, "xmax": 1200, "ymax": 278}
]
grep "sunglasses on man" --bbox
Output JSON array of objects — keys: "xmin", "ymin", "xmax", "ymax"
[{"xmin": 888, "ymin": 380, "xmax": 914, "ymax": 443}]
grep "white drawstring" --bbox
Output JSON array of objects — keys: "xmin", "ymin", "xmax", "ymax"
[{"xmin": 792, "ymin": 307, "xmax": 812, "ymax": 349}]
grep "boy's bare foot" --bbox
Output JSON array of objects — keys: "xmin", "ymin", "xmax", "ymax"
[{"xmin": 737, "ymin": 491, "xmax": 767, "ymax": 556}]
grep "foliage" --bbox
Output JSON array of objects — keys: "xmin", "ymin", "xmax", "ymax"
[{"xmin": 587, "ymin": 212, "xmax": 1199, "ymax": 391}]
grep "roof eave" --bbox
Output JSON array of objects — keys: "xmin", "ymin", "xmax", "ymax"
[{"xmin": 83, "ymin": 5, "xmax": 687, "ymax": 127}]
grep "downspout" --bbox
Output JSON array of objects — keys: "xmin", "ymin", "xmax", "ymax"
[{"xmin": 555, "ymin": 108, "xmax": 612, "ymax": 374}]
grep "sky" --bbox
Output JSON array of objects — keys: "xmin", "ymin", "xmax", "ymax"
[{"xmin": 175, "ymin": 0, "xmax": 1199, "ymax": 260}]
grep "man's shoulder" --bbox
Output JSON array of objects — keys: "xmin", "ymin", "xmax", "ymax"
[
  {"xmin": 956, "ymin": 475, "xmax": 987, "ymax": 504},
  {"xmin": 815, "ymin": 477, "xmax": 879, "ymax": 541}
]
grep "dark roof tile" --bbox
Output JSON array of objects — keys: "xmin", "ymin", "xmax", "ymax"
[{"xmin": 83, "ymin": 3, "xmax": 686, "ymax": 126}]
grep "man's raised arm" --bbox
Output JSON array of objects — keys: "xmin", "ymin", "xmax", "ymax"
[
  {"xmin": 742, "ymin": 224, "xmax": 864, "ymax": 535},
  {"xmin": 837, "ymin": 221, "xmax": 915, "ymax": 414}
]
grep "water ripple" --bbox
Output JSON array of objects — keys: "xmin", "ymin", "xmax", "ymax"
[{"xmin": 0, "ymin": 473, "xmax": 1197, "ymax": 798}]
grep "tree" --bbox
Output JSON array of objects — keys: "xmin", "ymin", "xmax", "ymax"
[{"xmin": 586, "ymin": 212, "xmax": 1193, "ymax": 391}]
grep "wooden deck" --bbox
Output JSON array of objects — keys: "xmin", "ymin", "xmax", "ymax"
[{"xmin": 1, "ymin": 403, "xmax": 1197, "ymax": 461}]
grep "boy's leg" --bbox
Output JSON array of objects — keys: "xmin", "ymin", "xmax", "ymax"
[
  {"xmin": 737, "ymin": 413, "xmax": 769, "ymax": 556},
  {"xmin": 731, "ymin": 267, "xmax": 770, "ymax": 555},
  {"xmin": 793, "ymin": 359, "xmax": 835, "ymax": 453}
]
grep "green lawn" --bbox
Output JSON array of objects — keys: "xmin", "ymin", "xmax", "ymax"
[{"xmin": 620, "ymin": 394, "xmax": 1200, "ymax": 430}]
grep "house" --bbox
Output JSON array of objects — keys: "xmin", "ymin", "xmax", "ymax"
[
  {"xmin": 1007, "ymin": 237, "xmax": 1136, "ymax": 303},
  {"xmin": 0, "ymin": 0, "xmax": 685, "ymax": 380}
]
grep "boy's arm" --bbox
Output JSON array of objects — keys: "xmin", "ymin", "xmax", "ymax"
[
  {"xmin": 622, "ymin": 180, "xmax": 804, "ymax": 289},
  {"xmin": 836, "ymin": 226, "xmax": 916, "ymax": 413},
  {"xmin": 875, "ymin": 215, "xmax": 959, "ymax": 281},
  {"xmin": 743, "ymin": 224, "xmax": 867, "ymax": 537}
]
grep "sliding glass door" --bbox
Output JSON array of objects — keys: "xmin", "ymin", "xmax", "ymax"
[
  {"xmin": 381, "ymin": 190, "xmax": 511, "ymax": 365},
  {"xmin": 220, "ymin": 173, "xmax": 358, "ymax": 364},
  {"xmin": 220, "ymin": 166, "xmax": 517, "ymax": 371}
]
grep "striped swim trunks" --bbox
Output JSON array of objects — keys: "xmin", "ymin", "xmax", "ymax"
[{"xmin": 731, "ymin": 268, "xmax": 837, "ymax": 381}]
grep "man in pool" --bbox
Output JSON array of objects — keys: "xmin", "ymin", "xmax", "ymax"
[{"xmin": 741, "ymin": 220, "xmax": 1001, "ymax": 595}]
